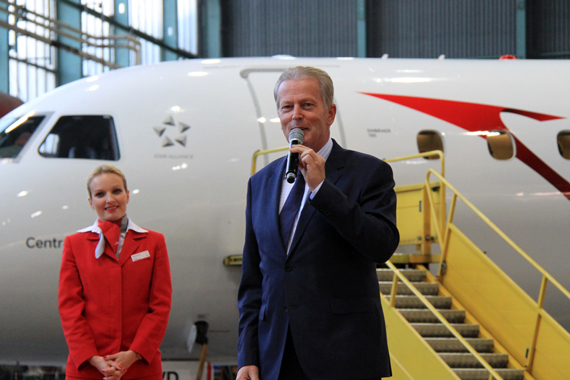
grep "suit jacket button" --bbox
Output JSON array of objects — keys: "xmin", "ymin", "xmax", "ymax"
[{"xmin": 285, "ymin": 265, "xmax": 292, "ymax": 272}]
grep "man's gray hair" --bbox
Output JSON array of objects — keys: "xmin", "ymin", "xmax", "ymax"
[{"xmin": 274, "ymin": 66, "xmax": 334, "ymax": 109}]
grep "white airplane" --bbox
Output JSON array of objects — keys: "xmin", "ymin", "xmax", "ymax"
[{"xmin": 1, "ymin": 57, "xmax": 569, "ymax": 367}]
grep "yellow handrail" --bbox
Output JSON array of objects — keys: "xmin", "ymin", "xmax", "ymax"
[
  {"xmin": 384, "ymin": 261, "xmax": 502, "ymax": 380},
  {"xmin": 251, "ymin": 147, "xmax": 445, "ymax": 176},
  {"xmin": 425, "ymin": 168, "xmax": 570, "ymax": 301},
  {"xmin": 251, "ymin": 146, "xmax": 288, "ymax": 176},
  {"xmin": 424, "ymin": 168, "xmax": 570, "ymax": 373},
  {"xmin": 384, "ymin": 150, "xmax": 446, "ymax": 178}
]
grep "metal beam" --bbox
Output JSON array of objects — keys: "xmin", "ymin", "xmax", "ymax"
[
  {"xmin": 58, "ymin": 0, "xmax": 197, "ymax": 59},
  {"xmin": 516, "ymin": 0, "xmax": 527, "ymax": 58},
  {"xmin": 0, "ymin": 1, "xmax": 8, "ymax": 92},
  {"xmin": 357, "ymin": 0, "xmax": 366, "ymax": 57},
  {"xmin": 56, "ymin": 0, "xmax": 82, "ymax": 85},
  {"xmin": 163, "ymin": 0, "xmax": 178, "ymax": 61},
  {"xmin": 114, "ymin": 0, "xmax": 130, "ymax": 66},
  {"xmin": 0, "ymin": 19, "xmax": 122, "ymax": 69},
  {"xmin": 202, "ymin": 0, "xmax": 221, "ymax": 58}
]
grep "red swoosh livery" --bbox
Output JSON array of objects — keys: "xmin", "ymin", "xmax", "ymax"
[{"xmin": 361, "ymin": 93, "xmax": 570, "ymax": 200}]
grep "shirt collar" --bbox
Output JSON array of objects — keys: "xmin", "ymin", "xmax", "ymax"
[
  {"xmin": 78, "ymin": 217, "xmax": 148, "ymax": 234},
  {"xmin": 317, "ymin": 137, "xmax": 333, "ymax": 161}
]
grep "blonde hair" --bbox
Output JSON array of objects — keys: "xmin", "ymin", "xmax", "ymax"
[
  {"xmin": 87, "ymin": 165, "xmax": 128, "ymax": 197},
  {"xmin": 274, "ymin": 66, "xmax": 335, "ymax": 109}
]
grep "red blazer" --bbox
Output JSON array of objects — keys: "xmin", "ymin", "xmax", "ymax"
[{"xmin": 58, "ymin": 222, "xmax": 172, "ymax": 379}]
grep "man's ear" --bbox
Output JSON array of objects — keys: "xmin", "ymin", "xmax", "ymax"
[{"xmin": 327, "ymin": 104, "xmax": 337, "ymax": 126}]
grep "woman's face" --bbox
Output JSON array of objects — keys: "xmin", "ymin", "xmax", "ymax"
[{"xmin": 88, "ymin": 173, "xmax": 129, "ymax": 222}]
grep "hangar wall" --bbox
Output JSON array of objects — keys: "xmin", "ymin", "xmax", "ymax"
[
  {"xmin": 527, "ymin": 0, "xmax": 570, "ymax": 58},
  {"xmin": 220, "ymin": 0, "xmax": 570, "ymax": 59},
  {"xmin": 366, "ymin": 0, "xmax": 517, "ymax": 58},
  {"xmin": 1, "ymin": 0, "xmax": 569, "ymax": 103},
  {"xmin": 220, "ymin": 0, "xmax": 358, "ymax": 57}
]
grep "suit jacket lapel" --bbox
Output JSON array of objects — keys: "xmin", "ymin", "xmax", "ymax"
[
  {"xmin": 271, "ymin": 159, "xmax": 288, "ymax": 253},
  {"xmin": 321, "ymin": 140, "xmax": 347, "ymax": 186},
  {"xmin": 287, "ymin": 140, "xmax": 347, "ymax": 257},
  {"xmin": 257, "ymin": 157, "xmax": 288, "ymax": 255}
]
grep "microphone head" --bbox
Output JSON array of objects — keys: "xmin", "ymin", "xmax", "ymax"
[
  {"xmin": 288, "ymin": 128, "xmax": 305, "ymax": 145},
  {"xmin": 286, "ymin": 171, "xmax": 297, "ymax": 183}
]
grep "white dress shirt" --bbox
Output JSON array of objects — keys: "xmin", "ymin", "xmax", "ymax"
[{"xmin": 279, "ymin": 138, "xmax": 333, "ymax": 253}]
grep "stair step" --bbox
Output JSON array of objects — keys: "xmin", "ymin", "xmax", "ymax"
[
  {"xmin": 377, "ymin": 268, "xmax": 426, "ymax": 282},
  {"xmin": 453, "ymin": 368, "xmax": 524, "ymax": 380},
  {"xmin": 439, "ymin": 353, "xmax": 508, "ymax": 368},
  {"xmin": 385, "ymin": 295, "xmax": 452, "ymax": 309},
  {"xmin": 425, "ymin": 338, "xmax": 494, "ymax": 353},
  {"xmin": 379, "ymin": 282, "xmax": 439, "ymax": 295},
  {"xmin": 399, "ymin": 309, "xmax": 466, "ymax": 323},
  {"xmin": 412, "ymin": 323, "xmax": 480, "ymax": 337}
]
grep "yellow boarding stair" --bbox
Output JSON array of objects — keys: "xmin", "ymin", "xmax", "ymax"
[
  {"xmin": 383, "ymin": 152, "xmax": 570, "ymax": 380},
  {"xmin": 381, "ymin": 265, "xmax": 524, "ymax": 380}
]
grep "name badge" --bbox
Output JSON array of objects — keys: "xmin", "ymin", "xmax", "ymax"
[{"xmin": 132, "ymin": 250, "xmax": 151, "ymax": 262}]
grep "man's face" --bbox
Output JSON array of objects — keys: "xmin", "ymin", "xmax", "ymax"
[{"xmin": 277, "ymin": 78, "xmax": 336, "ymax": 152}]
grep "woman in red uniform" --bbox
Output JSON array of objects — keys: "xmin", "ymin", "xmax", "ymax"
[{"xmin": 58, "ymin": 165, "xmax": 172, "ymax": 380}]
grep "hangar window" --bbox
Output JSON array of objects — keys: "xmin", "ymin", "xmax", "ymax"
[
  {"xmin": 39, "ymin": 115, "xmax": 120, "ymax": 160},
  {"xmin": 557, "ymin": 131, "xmax": 570, "ymax": 160},
  {"xmin": 0, "ymin": 115, "xmax": 45, "ymax": 159},
  {"xmin": 417, "ymin": 130, "xmax": 444, "ymax": 160},
  {"xmin": 487, "ymin": 130, "xmax": 514, "ymax": 160}
]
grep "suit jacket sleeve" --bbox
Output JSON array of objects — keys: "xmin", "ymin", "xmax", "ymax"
[
  {"xmin": 309, "ymin": 157, "xmax": 399, "ymax": 263},
  {"xmin": 58, "ymin": 235, "xmax": 100, "ymax": 369},
  {"xmin": 129, "ymin": 232, "xmax": 172, "ymax": 363},
  {"xmin": 237, "ymin": 178, "xmax": 262, "ymax": 369}
]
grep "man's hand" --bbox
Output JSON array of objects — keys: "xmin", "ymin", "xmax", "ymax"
[
  {"xmin": 236, "ymin": 365, "xmax": 260, "ymax": 380},
  {"xmin": 290, "ymin": 145, "xmax": 325, "ymax": 191}
]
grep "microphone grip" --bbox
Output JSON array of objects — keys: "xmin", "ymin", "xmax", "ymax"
[{"xmin": 285, "ymin": 152, "xmax": 300, "ymax": 183}]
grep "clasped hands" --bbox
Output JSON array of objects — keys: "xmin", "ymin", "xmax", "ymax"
[{"xmin": 89, "ymin": 350, "xmax": 140, "ymax": 380}]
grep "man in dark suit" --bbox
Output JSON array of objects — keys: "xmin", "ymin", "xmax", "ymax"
[{"xmin": 237, "ymin": 66, "xmax": 399, "ymax": 380}]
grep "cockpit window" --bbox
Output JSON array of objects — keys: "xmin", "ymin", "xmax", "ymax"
[
  {"xmin": 39, "ymin": 115, "xmax": 120, "ymax": 160},
  {"xmin": 0, "ymin": 115, "xmax": 45, "ymax": 159}
]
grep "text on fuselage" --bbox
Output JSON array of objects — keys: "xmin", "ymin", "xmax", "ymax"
[{"xmin": 26, "ymin": 237, "xmax": 63, "ymax": 249}]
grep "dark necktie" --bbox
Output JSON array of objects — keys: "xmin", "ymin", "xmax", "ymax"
[{"xmin": 279, "ymin": 171, "xmax": 306, "ymax": 248}]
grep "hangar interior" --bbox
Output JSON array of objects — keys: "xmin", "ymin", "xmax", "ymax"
[
  {"xmin": 1, "ymin": 0, "xmax": 569, "ymax": 102},
  {"xmin": 1, "ymin": 2, "xmax": 570, "ymax": 380}
]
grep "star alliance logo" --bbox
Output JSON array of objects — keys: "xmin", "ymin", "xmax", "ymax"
[{"xmin": 153, "ymin": 116, "xmax": 191, "ymax": 147}]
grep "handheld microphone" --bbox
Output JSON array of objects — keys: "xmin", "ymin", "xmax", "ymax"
[{"xmin": 285, "ymin": 128, "xmax": 305, "ymax": 183}]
